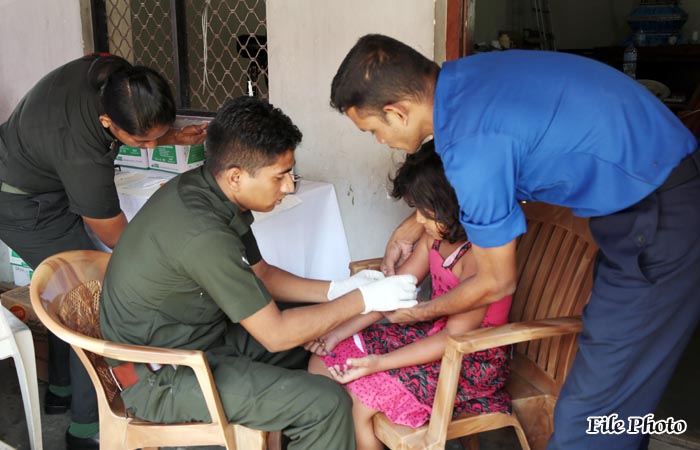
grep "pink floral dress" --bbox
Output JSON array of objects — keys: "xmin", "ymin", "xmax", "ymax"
[{"xmin": 321, "ymin": 240, "xmax": 513, "ymax": 427}]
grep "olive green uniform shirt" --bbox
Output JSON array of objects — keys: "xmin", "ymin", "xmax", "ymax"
[
  {"xmin": 0, "ymin": 55, "xmax": 120, "ymax": 218},
  {"xmin": 100, "ymin": 165, "xmax": 272, "ymax": 350}
]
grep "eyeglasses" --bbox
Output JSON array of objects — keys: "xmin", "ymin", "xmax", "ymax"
[{"xmin": 290, "ymin": 173, "xmax": 302, "ymax": 194}]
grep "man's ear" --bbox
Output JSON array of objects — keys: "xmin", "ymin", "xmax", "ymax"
[
  {"xmin": 225, "ymin": 167, "xmax": 244, "ymax": 192},
  {"xmin": 99, "ymin": 114, "xmax": 113, "ymax": 129},
  {"xmin": 382, "ymin": 101, "xmax": 411, "ymax": 125}
]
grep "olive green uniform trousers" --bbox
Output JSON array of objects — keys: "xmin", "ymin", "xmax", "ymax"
[{"xmin": 120, "ymin": 323, "xmax": 355, "ymax": 450}]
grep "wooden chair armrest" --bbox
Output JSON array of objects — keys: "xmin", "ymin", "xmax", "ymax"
[
  {"xmin": 83, "ymin": 336, "xmax": 225, "ymax": 426},
  {"xmin": 448, "ymin": 316, "xmax": 583, "ymax": 355},
  {"xmin": 348, "ymin": 257, "xmax": 383, "ymax": 275},
  {"xmin": 424, "ymin": 315, "xmax": 583, "ymax": 447}
]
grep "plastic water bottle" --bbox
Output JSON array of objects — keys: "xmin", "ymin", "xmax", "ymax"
[{"xmin": 623, "ymin": 44, "xmax": 637, "ymax": 79}]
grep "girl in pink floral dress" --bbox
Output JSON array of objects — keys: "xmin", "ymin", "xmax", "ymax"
[{"xmin": 307, "ymin": 141, "xmax": 512, "ymax": 450}]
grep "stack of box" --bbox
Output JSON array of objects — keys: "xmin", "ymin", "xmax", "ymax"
[
  {"xmin": 8, "ymin": 248, "xmax": 33, "ymax": 286},
  {"xmin": 116, "ymin": 145, "xmax": 150, "ymax": 169},
  {"xmin": 116, "ymin": 143, "xmax": 206, "ymax": 174},
  {"xmin": 149, "ymin": 143, "xmax": 205, "ymax": 173},
  {"xmin": 1, "ymin": 285, "xmax": 49, "ymax": 381}
]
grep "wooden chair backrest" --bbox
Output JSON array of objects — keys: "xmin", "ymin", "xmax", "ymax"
[{"xmin": 511, "ymin": 202, "xmax": 598, "ymax": 394}]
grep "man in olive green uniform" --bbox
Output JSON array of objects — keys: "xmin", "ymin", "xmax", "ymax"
[{"xmin": 100, "ymin": 96, "xmax": 419, "ymax": 450}]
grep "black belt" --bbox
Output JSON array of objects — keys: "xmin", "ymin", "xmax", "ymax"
[{"xmin": 657, "ymin": 150, "xmax": 700, "ymax": 192}]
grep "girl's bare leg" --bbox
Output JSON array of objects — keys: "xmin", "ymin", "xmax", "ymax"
[
  {"xmin": 309, "ymin": 355, "xmax": 383, "ymax": 449},
  {"xmin": 308, "ymin": 354, "xmax": 332, "ymax": 377},
  {"xmin": 350, "ymin": 391, "xmax": 383, "ymax": 450}
]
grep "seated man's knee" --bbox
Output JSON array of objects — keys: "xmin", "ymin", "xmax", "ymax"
[{"xmin": 309, "ymin": 375, "xmax": 352, "ymax": 417}]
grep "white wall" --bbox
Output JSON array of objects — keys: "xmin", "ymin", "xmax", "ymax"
[
  {"xmin": 267, "ymin": 0, "xmax": 435, "ymax": 261},
  {"xmin": 0, "ymin": 0, "xmax": 84, "ymax": 282}
]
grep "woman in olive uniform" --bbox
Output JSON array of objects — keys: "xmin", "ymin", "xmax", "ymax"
[{"xmin": 0, "ymin": 54, "xmax": 206, "ymax": 449}]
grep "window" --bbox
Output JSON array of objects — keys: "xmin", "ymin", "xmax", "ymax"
[{"xmin": 87, "ymin": 0, "xmax": 268, "ymax": 115}]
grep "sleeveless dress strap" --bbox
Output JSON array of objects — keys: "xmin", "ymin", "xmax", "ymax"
[{"xmin": 443, "ymin": 241, "xmax": 472, "ymax": 270}]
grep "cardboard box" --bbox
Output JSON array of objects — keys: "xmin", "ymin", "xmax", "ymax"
[
  {"xmin": 8, "ymin": 248, "xmax": 34, "ymax": 286},
  {"xmin": 1, "ymin": 286, "xmax": 49, "ymax": 382},
  {"xmin": 116, "ymin": 145, "xmax": 150, "ymax": 169},
  {"xmin": 149, "ymin": 144, "xmax": 205, "ymax": 173},
  {"xmin": 11, "ymin": 266, "xmax": 33, "ymax": 287}
]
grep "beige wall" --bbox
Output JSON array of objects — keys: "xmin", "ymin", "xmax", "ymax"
[
  {"xmin": 0, "ymin": 0, "xmax": 84, "ymax": 282},
  {"xmin": 267, "ymin": 0, "xmax": 435, "ymax": 262}
]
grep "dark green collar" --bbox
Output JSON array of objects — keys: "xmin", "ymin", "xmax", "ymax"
[{"xmin": 201, "ymin": 163, "xmax": 254, "ymax": 230}]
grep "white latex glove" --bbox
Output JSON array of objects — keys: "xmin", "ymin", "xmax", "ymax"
[
  {"xmin": 327, "ymin": 269, "xmax": 385, "ymax": 300},
  {"xmin": 358, "ymin": 274, "xmax": 418, "ymax": 314}
]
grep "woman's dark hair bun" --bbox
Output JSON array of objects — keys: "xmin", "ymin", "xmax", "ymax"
[{"xmin": 87, "ymin": 54, "xmax": 132, "ymax": 90}]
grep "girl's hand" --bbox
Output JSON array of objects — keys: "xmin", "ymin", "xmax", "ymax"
[{"xmin": 327, "ymin": 355, "xmax": 381, "ymax": 384}]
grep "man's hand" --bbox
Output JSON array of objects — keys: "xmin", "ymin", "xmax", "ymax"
[
  {"xmin": 158, "ymin": 123, "xmax": 208, "ymax": 146},
  {"xmin": 327, "ymin": 269, "xmax": 385, "ymax": 300},
  {"xmin": 359, "ymin": 275, "xmax": 418, "ymax": 314},
  {"xmin": 327, "ymin": 354, "xmax": 381, "ymax": 383},
  {"xmin": 380, "ymin": 240, "xmax": 414, "ymax": 276}
]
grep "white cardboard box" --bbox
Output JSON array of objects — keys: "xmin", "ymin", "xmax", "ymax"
[
  {"xmin": 149, "ymin": 144, "xmax": 205, "ymax": 173},
  {"xmin": 7, "ymin": 248, "xmax": 34, "ymax": 286},
  {"xmin": 116, "ymin": 145, "xmax": 150, "ymax": 169},
  {"xmin": 11, "ymin": 265, "xmax": 33, "ymax": 286}
]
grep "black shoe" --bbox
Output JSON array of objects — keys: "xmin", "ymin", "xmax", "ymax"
[
  {"xmin": 44, "ymin": 390, "xmax": 71, "ymax": 415},
  {"xmin": 65, "ymin": 430, "xmax": 99, "ymax": 450}
]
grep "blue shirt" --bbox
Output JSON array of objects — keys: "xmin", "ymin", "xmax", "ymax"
[{"xmin": 434, "ymin": 50, "xmax": 696, "ymax": 248}]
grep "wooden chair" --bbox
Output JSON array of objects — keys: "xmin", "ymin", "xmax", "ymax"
[
  {"xmin": 348, "ymin": 202, "xmax": 598, "ymax": 450},
  {"xmin": 29, "ymin": 250, "xmax": 281, "ymax": 450}
]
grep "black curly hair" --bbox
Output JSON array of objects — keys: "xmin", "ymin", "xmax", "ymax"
[
  {"xmin": 391, "ymin": 140, "xmax": 466, "ymax": 243},
  {"xmin": 206, "ymin": 96, "xmax": 302, "ymax": 176}
]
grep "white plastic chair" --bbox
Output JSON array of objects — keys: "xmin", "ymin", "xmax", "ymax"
[{"xmin": 0, "ymin": 306, "xmax": 43, "ymax": 450}]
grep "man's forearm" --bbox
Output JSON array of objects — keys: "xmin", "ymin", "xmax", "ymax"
[
  {"xmin": 389, "ymin": 270, "xmax": 515, "ymax": 323},
  {"xmin": 391, "ymin": 211, "xmax": 424, "ymax": 243},
  {"xmin": 255, "ymin": 262, "xmax": 329, "ymax": 303}
]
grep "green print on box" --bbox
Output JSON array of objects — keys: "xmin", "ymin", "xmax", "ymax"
[
  {"xmin": 116, "ymin": 145, "xmax": 150, "ymax": 169},
  {"xmin": 149, "ymin": 144, "xmax": 205, "ymax": 173},
  {"xmin": 8, "ymin": 248, "xmax": 34, "ymax": 286}
]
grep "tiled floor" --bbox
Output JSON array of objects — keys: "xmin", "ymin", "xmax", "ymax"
[{"xmin": 1, "ymin": 327, "xmax": 697, "ymax": 449}]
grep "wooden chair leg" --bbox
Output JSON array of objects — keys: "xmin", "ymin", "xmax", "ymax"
[
  {"xmin": 267, "ymin": 430, "xmax": 283, "ymax": 450},
  {"xmin": 511, "ymin": 422, "xmax": 532, "ymax": 450}
]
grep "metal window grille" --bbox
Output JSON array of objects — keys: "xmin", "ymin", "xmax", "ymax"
[{"xmin": 91, "ymin": 0, "xmax": 268, "ymax": 114}]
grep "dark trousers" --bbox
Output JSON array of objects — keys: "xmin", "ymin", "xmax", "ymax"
[
  {"xmin": 549, "ymin": 174, "xmax": 700, "ymax": 449},
  {"xmin": 120, "ymin": 323, "xmax": 356, "ymax": 450},
  {"xmin": 0, "ymin": 190, "xmax": 99, "ymax": 424}
]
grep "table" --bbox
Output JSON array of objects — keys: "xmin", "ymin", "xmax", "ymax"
[
  {"xmin": 104, "ymin": 168, "xmax": 351, "ymax": 280},
  {"xmin": 251, "ymin": 180, "xmax": 351, "ymax": 280}
]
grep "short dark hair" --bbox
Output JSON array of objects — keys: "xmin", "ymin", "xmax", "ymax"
[
  {"xmin": 90, "ymin": 55, "xmax": 177, "ymax": 135},
  {"xmin": 206, "ymin": 96, "xmax": 302, "ymax": 176},
  {"xmin": 391, "ymin": 140, "xmax": 466, "ymax": 243},
  {"xmin": 330, "ymin": 34, "xmax": 440, "ymax": 114}
]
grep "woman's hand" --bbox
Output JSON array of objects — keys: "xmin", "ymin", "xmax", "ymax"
[
  {"xmin": 327, "ymin": 354, "xmax": 381, "ymax": 384},
  {"xmin": 158, "ymin": 123, "xmax": 208, "ymax": 146}
]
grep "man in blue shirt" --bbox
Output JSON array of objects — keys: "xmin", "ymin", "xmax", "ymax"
[{"xmin": 330, "ymin": 34, "xmax": 700, "ymax": 449}]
